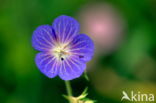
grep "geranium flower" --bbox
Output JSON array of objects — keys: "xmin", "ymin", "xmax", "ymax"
[{"xmin": 32, "ymin": 15, "xmax": 94, "ymax": 80}]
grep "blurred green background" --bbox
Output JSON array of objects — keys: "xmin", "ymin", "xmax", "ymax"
[{"xmin": 0, "ymin": 0, "xmax": 156, "ymax": 103}]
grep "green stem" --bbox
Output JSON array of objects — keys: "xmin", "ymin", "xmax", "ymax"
[{"xmin": 65, "ymin": 81, "xmax": 72, "ymax": 103}]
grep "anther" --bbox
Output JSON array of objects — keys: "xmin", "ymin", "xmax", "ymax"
[
  {"xmin": 79, "ymin": 55, "xmax": 84, "ymax": 58},
  {"xmin": 61, "ymin": 57, "xmax": 64, "ymax": 61}
]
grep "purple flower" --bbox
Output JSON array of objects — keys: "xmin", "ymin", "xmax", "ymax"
[{"xmin": 32, "ymin": 15, "xmax": 94, "ymax": 80}]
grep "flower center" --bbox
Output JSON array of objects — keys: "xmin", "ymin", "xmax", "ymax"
[{"xmin": 52, "ymin": 43, "xmax": 71, "ymax": 61}]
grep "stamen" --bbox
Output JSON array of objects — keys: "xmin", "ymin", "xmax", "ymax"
[{"xmin": 52, "ymin": 43, "xmax": 71, "ymax": 60}]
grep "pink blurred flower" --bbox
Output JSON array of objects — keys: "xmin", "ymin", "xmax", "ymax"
[{"xmin": 78, "ymin": 3, "xmax": 125, "ymax": 54}]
